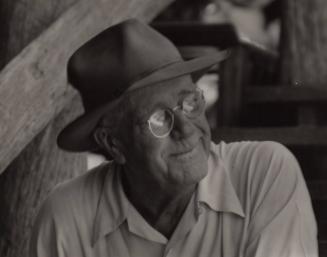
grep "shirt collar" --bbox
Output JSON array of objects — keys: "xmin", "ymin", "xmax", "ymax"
[
  {"xmin": 92, "ymin": 142, "xmax": 245, "ymax": 246},
  {"xmin": 197, "ymin": 142, "xmax": 245, "ymax": 218},
  {"xmin": 91, "ymin": 163, "xmax": 170, "ymax": 246}
]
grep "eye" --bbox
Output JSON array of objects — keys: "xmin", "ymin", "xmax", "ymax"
[
  {"xmin": 183, "ymin": 98, "xmax": 196, "ymax": 113},
  {"xmin": 148, "ymin": 109, "xmax": 174, "ymax": 137},
  {"xmin": 149, "ymin": 109, "xmax": 169, "ymax": 127},
  {"xmin": 182, "ymin": 88, "xmax": 204, "ymax": 117}
]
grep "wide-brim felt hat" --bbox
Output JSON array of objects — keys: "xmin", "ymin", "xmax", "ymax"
[{"xmin": 57, "ymin": 19, "xmax": 229, "ymax": 152}]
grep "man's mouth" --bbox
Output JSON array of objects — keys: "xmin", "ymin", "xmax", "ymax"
[{"xmin": 171, "ymin": 144, "xmax": 198, "ymax": 160}]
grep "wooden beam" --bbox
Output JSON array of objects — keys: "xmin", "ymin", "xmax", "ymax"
[
  {"xmin": 212, "ymin": 126, "xmax": 327, "ymax": 147},
  {"xmin": 308, "ymin": 181, "xmax": 327, "ymax": 201},
  {"xmin": 0, "ymin": 0, "xmax": 174, "ymax": 173},
  {"xmin": 244, "ymin": 86, "xmax": 327, "ymax": 104}
]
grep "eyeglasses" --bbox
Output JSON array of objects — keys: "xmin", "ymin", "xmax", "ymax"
[{"xmin": 147, "ymin": 87, "xmax": 206, "ymax": 138}]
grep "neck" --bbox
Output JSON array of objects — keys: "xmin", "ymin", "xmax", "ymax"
[{"xmin": 121, "ymin": 168, "xmax": 196, "ymax": 238}]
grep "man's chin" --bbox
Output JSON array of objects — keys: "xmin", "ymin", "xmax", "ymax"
[{"xmin": 171, "ymin": 157, "xmax": 208, "ymax": 185}]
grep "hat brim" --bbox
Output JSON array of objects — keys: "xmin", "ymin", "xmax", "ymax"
[{"xmin": 57, "ymin": 50, "xmax": 229, "ymax": 152}]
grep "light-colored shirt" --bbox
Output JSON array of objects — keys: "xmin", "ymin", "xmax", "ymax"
[{"xmin": 30, "ymin": 141, "xmax": 318, "ymax": 257}]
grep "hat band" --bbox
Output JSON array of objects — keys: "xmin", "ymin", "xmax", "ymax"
[{"xmin": 126, "ymin": 59, "xmax": 182, "ymax": 93}]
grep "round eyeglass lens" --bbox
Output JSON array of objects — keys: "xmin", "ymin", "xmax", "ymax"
[
  {"xmin": 182, "ymin": 88, "xmax": 205, "ymax": 118},
  {"xmin": 148, "ymin": 109, "xmax": 174, "ymax": 137}
]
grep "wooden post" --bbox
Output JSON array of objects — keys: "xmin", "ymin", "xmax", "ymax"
[
  {"xmin": 279, "ymin": 0, "xmax": 327, "ymax": 254},
  {"xmin": 0, "ymin": 98, "xmax": 86, "ymax": 257},
  {"xmin": 217, "ymin": 46, "xmax": 250, "ymax": 127},
  {"xmin": 0, "ymin": 1, "xmax": 174, "ymax": 257},
  {"xmin": 0, "ymin": 0, "xmax": 86, "ymax": 257},
  {"xmin": 280, "ymin": 0, "xmax": 327, "ymax": 86},
  {"xmin": 0, "ymin": 1, "xmax": 84, "ymax": 256}
]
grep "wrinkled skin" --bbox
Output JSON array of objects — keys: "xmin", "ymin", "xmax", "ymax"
[
  {"xmin": 99, "ymin": 74, "xmax": 212, "ymax": 237},
  {"xmin": 118, "ymin": 75, "xmax": 211, "ymax": 191}
]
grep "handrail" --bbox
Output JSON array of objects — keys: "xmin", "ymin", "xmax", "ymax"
[
  {"xmin": 244, "ymin": 85, "xmax": 327, "ymax": 104},
  {"xmin": 212, "ymin": 126, "xmax": 327, "ymax": 147}
]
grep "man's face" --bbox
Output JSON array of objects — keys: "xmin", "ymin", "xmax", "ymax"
[{"xmin": 118, "ymin": 75, "xmax": 211, "ymax": 189}]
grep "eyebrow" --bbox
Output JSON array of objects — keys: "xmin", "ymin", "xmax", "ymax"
[
  {"xmin": 177, "ymin": 88, "xmax": 196, "ymax": 97},
  {"xmin": 153, "ymin": 88, "xmax": 196, "ymax": 110},
  {"xmin": 134, "ymin": 101, "xmax": 166, "ymax": 123},
  {"xmin": 135, "ymin": 87, "xmax": 196, "ymax": 121}
]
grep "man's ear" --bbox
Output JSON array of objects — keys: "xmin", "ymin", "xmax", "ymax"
[{"xmin": 93, "ymin": 128, "xmax": 126, "ymax": 164}]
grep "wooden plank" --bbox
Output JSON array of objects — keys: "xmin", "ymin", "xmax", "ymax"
[
  {"xmin": 0, "ymin": 0, "xmax": 174, "ymax": 173},
  {"xmin": 290, "ymin": 146, "xmax": 327, "ymax": 181},
  {"xmin": 0, "ymin": 0, "xmax": 79, "ymax": 68},
  {"xmin": 0, "ymin": 2, "xmax": 85, "ymax": 256},
  {"xmin": 317, "ymin": 220, "xmax": 327, "ymax": 241},
  {"xmin": 217, "ymin": 47, "xmax": 247, "ymax": 126},
  {"xmin": 244, "ymin": 86, "xmax": 327, "ymax": 104},
  {"xmin": 212, "ymin": 126, "xmax": 327, "ymax": 146},
  {"xmin": 297, "ymin": 106, "xmax": 317, "ymax": 126},
  {"xmin": 308, "ymin": 181, "xmax": 327, "ymax": 201},
  {"xmin": 319, "ymin": 242, "xmax": 327, "ymax": 257},
  {"xmin": 312, "ymin": 199, "xmax": 327, "ymax": 222},
  {"xmin": 0, "ymin": 96, "xmax": 87, "ymax": 257}
]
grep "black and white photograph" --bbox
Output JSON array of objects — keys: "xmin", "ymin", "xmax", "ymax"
[{"xmin": 0, "ymin": 0, "xmax": 324, "ymax": 256}]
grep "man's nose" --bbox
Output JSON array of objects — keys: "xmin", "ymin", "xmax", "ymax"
[{"xmin": 171, "ymin": 111, "xmax": 195, "ymax": 139}]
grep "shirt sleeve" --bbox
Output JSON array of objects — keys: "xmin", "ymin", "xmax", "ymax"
[
  {"xmin": 29, "ymin": 193, "xmax": 66, "ymax": 257},
  {"xmin": 243, "ymin": 142, "xmax": 318, "ymax": 257}
]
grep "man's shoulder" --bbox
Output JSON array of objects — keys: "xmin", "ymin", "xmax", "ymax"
[
  {"xmin": 211, "ymin": 140, "xmax": 301, "ymax": 197},
  {"xmin": 213, "ymin": 140, "xmax": 291, "ymax": 160},
  {"xmin": 39, "ymin": 162, "xmax": 114, "ymax": 221},
  {"xmin": 31, "ymin": 162, "xmax": 118, "ymax": 250},
  {"xmin": 213, "ymin": 140, "xmax": 296, "ymax": 173}
]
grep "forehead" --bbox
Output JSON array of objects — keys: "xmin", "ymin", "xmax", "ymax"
[{"xmin": 128, "ymin": 75, "xmax": 195, "ymax": 111}]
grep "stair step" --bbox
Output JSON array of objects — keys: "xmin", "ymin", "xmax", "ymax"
[
  {"xmin": 312, "ymin": 200, "xmax": 327, "ymax": 222},
  {"xmin": 212, "ymin": 127, "xmax": 327, "ymax": 147},
  {"xmin": 244, "ymin": 86, "xmax": 327, "ymax": 105},
  {"xmin": 319, "ymin": 242, "xmax": 327, "ymax": 257},
  {"xmin": 290, "ymin": 146, "xmax": 327, "ymax": 181},
  {"xmin": 318, "ymin": 221, "xmax": 327, "ymax": 241},
  {"xmin": 308, "ymin": 181, "xmax": 327, "ymax": 200}
]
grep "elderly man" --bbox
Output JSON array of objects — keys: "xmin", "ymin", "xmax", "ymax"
[{"xmin": 30, "ymin": 19, "xmax": 318, "ymax": 257}]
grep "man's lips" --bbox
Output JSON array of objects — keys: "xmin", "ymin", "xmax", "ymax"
[{"xmin": 170, "ymin": 144, "xmax": 198, "ymax": 159}]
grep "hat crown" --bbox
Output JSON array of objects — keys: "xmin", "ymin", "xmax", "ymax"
[{"xmin": 68, "ymin": 19, "xmax": 182, "ymax": 110}]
